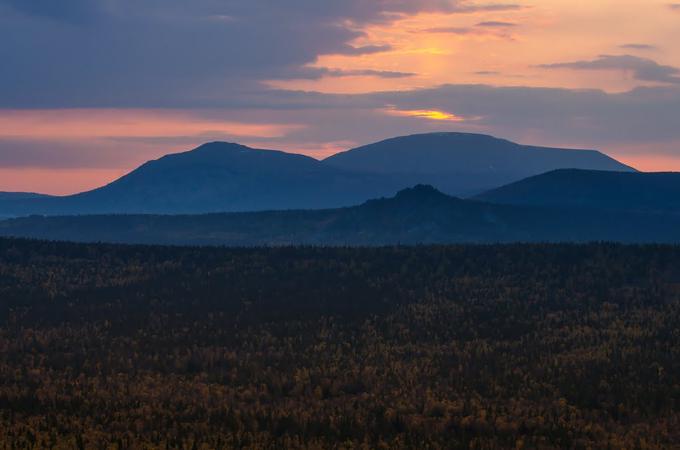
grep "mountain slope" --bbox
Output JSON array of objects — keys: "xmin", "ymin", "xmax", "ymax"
[
  {"xmin": 66, "ymin": 142, "xmax": 381, "ymax": 213},
  {"xmin": 2, "ymin": 185, "xmax": 679, "ymax": 246},
  {"xmin": 323, "ymin": 133, "xmax": 635, "ymax": 195},
  {"xmin": 0, "ymin": 192, "xmax": 53, "ymax": 200},
  {"xmin": 476, "ymin": 169, "xmax": 680, "ymax": 213},
  {"xmin": 0, "ymin": 142, "xmax": 402, "ymax": 216},
  {"xmin": 0, "ymin": 134, "xmax": 635, "ymax": 217},
  {"xmin": 0, "ymin": 192, "xmax": 55, "ymax": 218}
]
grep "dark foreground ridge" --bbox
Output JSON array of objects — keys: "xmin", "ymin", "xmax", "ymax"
[
  {"xmin": 2, "ymin": 185, "xmax": 680, "ymax": 245},
  {"xmin": 477, "ymin": 169, "xmax": 680, "ymax": 213},
  {"xmin": 0, "ymin": 239, "xmax": 678, "ymax": 448}
]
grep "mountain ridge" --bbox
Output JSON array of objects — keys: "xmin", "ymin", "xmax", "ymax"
[
  {"xmin": 0, "ymin": 192, "xmax": 54, "ymax": 199},
  {"xmin": 476, "ymin": 169, "xmax": 680, "ymax": 213},
  {"xmin": 323, "ymin": 132, "xmax": 634, "ymax": 195},
  {"xmin": 2, "ymin": 185, "xmax": 679, "ymax": 246},
  {"xmin": 0, "ymin": 133, "xmax": 636, "ymax": 217}
]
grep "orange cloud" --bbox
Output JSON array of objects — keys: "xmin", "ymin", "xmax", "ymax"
[
  {"xmin": 384, "ymin": 105, "xmax": 474, "ymax": 122},
  {"xmin": 269, "ymin": 0, "xmax": 680, "ymax": 94}
]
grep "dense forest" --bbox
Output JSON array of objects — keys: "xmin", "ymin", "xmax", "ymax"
[{"xmin": 0, "ymin": 238, "xmax": 679, "ymax": 448}]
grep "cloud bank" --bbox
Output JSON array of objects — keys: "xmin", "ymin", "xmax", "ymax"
[
  {"xmin": 0, "ymin": 0, "xmax": 679, "ymax": 193},
  {"xmin": 0, "ymin": 0, "xmax": 525, "ymax": 108},
  {"xmin": 539, "ymin": 55, "xmax": 680, "ymax": 85}
]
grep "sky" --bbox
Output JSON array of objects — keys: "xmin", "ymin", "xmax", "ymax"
[{"xmin": 1, "ymin": 0, "xmax": 679, "ymax": 194}]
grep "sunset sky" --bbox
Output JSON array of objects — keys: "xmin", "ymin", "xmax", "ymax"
[{"xmin": 1, "ymin": 0, "xmax": 679, "ymax": 194}]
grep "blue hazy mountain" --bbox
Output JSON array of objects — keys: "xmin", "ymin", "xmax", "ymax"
[
  {"xmin": 323, "ymin": 133, "xmax": 635, "ymax": 195},
  {"xmin": 60, "ymin": 142, "xmax": 404, "ymax": 214},
  {"xmin": 0, "ymin": 192, "xmax": 55, "ymax": 218},
  {"xmin": 2, "ymin": 185, "xmax": 679, "ymax": 246},
  {"xmin": 0, "ymin": 142, "xmax": 402, "ymax": 216},
  {"xmin": 476, "ymin": 169, "xmax": 680, "ymax": 213},
  {"xmin": 0, "ymin": 134, "xmax": 634, "ymax": 216},
  {"xmin": 0, "ymin": 192, "xmax": 53, "ymax": 200}
]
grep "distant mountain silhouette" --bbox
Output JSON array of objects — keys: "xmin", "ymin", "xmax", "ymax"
[
  {"xmin": 0, "ymin": 192, "xmax": 53, "ymax": 200},
  {"xmin": 324, "ymin": 133, "xmax": 635, "ymax": 195},
  {"xmin": 476, "ymin": 169, "xmax": 680, "ymax": 213},
  {"xmin": 0, "ymin": 134, "xmax": 635, "ymax": 217},
  {"xmin": 62, "ymin": 142, "xmax": 403, "ymax": 214},
  {"xmin": 3, "ymin": 185, "xmax": 679, "ymax": 246},
  {"xmin": 0, "ymin": 192, "xmax": 55, "ymax": 218},
  {"xmin": 0, "ymin": 143, "xmax": 402, "ymax": 216}
]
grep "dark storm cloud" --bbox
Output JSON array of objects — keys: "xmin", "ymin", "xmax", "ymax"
[
  {"xmin": 0, "ymin": 0, "xmax": 356, "ymax": 107},
  {"xmin": 539, "ymin": 55, "xmax": 680, "ymax": 85},
  {"xmin": 0, "ymin": 0, "xmax": 526, "ymax": 108}
]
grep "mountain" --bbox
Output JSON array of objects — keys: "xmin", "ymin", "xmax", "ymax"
[
  {"xmin": 0, "ymin": 134, "xmax": 635, "ymax": 217},
  {"xmin": 0, "ymin": 192, "xmax": 53, "ymax": 200},
  {"xmin": 2, "ymin": 185, "xmax": 680, "ymax": 246},
  {"xmin": 323, "ymin": 133, "xmax": 635, "ymax": 195},
  {"xmin": 0, "ymin": 142, "xmax": 402, "ymax": 216},
  {"xmin": 0, "ymin": 192, "xmax": 55, "ymax": 219},
  {"xmin": 61, "ymin": 142, "xmax": 401, "ymax": 214},
  {"xmin": 476, "ymin": 169, "xmax": 680, "ymax": 213}
]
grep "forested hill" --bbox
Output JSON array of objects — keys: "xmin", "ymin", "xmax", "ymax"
[
  {"xmin": 0, "ymin": 239, "xmax": 678, "ymax": 448},
  {"xmin": 2, "ymin": 185, "xmax": 680, "ymax": 245}
]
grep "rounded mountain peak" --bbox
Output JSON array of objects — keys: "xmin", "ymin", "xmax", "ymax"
[
  {"xmin": 192, "ymin": 141, "xmax": 250, "ymax": 153},
  {"xmin": 388, "ymin": 184, "xmax": 457, "ymax": 205},
  {"xmin": 395, "ymin": 184, "xmax": 447, "ymax": 198}
]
